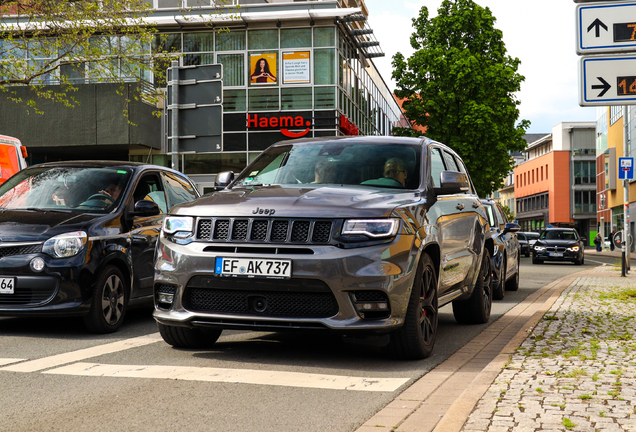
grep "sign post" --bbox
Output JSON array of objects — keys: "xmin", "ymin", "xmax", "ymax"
[
  {"xmin": 576, "ymin": 0, "xmax": 633, "ymax": 275},
  {"xmin": 166, "ymin": 63, "xmax": 224, "ymax": 171}
]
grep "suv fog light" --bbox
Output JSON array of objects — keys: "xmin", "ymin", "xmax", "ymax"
[
  {"xmin": 158, "ymin": 293, "xmax": 174, "ymax": 304},
  {"xmin": 355, "ymin": 302, "xmax": 389, "ymax": 311},
  {"xmin": 30, "ymin": 257, "xmax": 45, "ymax": 272}
]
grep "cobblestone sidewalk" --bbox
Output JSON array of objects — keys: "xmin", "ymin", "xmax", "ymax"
[{"xmin": 462, "ymin": 266, "xmax": 636, "ymax": 432}]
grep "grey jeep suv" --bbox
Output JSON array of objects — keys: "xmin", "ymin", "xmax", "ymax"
[{"xmin": 153, "ymin": 136, "xmax": 494, "ymax": 360}]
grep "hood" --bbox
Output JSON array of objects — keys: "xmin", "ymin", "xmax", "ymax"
[
  {"xmin": 0, "ymin": 210, "xmax": 104, "ymax": 242},
  {"xmin": 174, "ymin": 185, "xmax": 422, "ymax": 218}
]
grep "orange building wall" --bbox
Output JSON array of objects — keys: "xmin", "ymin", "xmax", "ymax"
[{"xmin": 514, "ymin": 151, "xmax": 572, "ymax": 224}]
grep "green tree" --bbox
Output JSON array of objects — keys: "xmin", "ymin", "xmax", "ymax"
[
  {"xmin": 0, "ymin": 0, "xmax": 235, "ymax": 114},
  {"xmin": 501, "ymin": 204, "xmax": 515, "ymax": 222},
  {"xmin": 392, "ymin": 0, "xmax": 529, "ymax": 197}
]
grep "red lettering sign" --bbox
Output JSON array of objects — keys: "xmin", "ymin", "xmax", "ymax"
[
  {"xmin": 246, "ymin": 113, "xmax": 312, "ymax": 138},
  {"xmin": 339, "ymin": 115, "xmax": 359, "ymax": 136}
]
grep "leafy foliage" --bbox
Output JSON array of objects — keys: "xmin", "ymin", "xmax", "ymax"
[
  {"xmin": 0, "ymin": 0, "xmax": 235, "ymax": 115},
  {"xmin": 392, "ymin": 0, "xmax": 529, "ymax": 196},
  {"xmin": 501, "ymin": 204, "xmax": 515, "ymax": 222}
]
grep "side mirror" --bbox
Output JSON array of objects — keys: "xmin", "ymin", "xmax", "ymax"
[
  {"xmin": 503, "ymin": 222, "xmax": 521, "ymax": 234},
  {"xmin": 435, "ymin": 171, "xmax": 470, "ymax": 195},
  {"xmin": 214, "ymin": 171, "xmax": 234, "ymax": 189},
  {"xmin": 131, "ymin": 200, "xmax": 160, "ymax": 217},
  {"xmin": 581, "ymin": 237, "xmax": 587, "ymax": 243}
]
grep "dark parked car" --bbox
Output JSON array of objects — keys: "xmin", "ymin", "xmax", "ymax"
[
  {"xmin": 153, "ymin": 136, "xmax": 495, "ymax": 360},
  {"xmin": 517, "ymin": 231, "xmax": 539, "ymax": 257},
  {"xmin": 480, "ymin": 199, "xmax": 520, "ymax": 300},
  {"xmin": 0, "ymin": 161, "xmax": 200, "ymax": 333},
  {"xmin": 532, "ymin": 228, "xmax": 585, "ymax": 265}
]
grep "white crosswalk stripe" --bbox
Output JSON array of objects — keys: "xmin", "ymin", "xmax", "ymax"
[{"xmin": 43, "ymin": 362, "xmax": 409, "ymax": 392}]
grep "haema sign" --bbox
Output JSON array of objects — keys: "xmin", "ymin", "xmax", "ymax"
[{"xmin": 246, "ymin": 113, "xmax": 312, "ymax": 138}]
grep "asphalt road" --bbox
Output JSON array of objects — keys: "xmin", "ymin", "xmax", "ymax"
[{"xmin": 0, "ymin": 252, "xmax": 620, "ymax": 432}]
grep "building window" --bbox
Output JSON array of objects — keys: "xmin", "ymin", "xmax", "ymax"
[
  {"xmin": 216, "ymin": 31, "xmax": 245, "ymax": 51},
  {"xmin": 314, "ymin": 49, "xmax": 336, "ymax": 85},
  {"xmin": 281, "ymin": 28, "xmax": 312, "ymax": 49},
  {"xmin": 314, "ymin": 27, "xmax": 336, "ymax": 48},
  {"xmin": 610, "ymin": 105, "xmax": 622, "ymax": 125},
  {"xmin": 248, "ymin": 30, "xmax": 279, "ymax": 50},
  {"xmin": 217, "ymin": 53, "xmax": 245, "ymax": 87},
  {"xmin": 248, "ymin": 88, "xmax": 279, "ymax": 111},
  {"xmin": 281, "ymin": 87, "xmax": 312, "ymax": 110}
]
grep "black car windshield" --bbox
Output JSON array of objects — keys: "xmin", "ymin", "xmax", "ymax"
[
  {"xmin": 233, "ymin": 142, "xmax": 422, "ymax": 189},
  {"xmin": 0, "ymin": 166, "xmax": 132, "ymax": 212},
  {"xmin": 540, "ymin": 230, "xmax": 578, "ymax": 241}
]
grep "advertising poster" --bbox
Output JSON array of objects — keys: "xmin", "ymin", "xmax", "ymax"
[
  {"xmin": 282, "ymin": 51, "xmax": 310, "ymax": 84},
  {"xmin": 249, "ymin": 52, "xmax": 278, "ymax": 85}
]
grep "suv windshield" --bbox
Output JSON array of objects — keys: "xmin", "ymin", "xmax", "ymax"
[
  {"xmin": 233, "ymin": 142, "xmax": 422, "ymax": 189},
  {"xmin": 0, "ymin": 166, "xmax": 132, "ymax": 212}
]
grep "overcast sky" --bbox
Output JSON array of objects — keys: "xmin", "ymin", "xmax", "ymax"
[{"xmin": 364, "ymin": 0, "xmax": 597, "ymax": 134}]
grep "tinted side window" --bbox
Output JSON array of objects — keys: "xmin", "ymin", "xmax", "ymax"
[
  {"xmin": 430, "ymin": 147, "xmax": 446, "ymax": 187},
  {"xmin": 517, "ymin": 233, "xmax": 525, "ymax": 241},
  {"xmin": 162, "ymin": 172, "xmax": 198, "ymax": 210},
  {"xmin": 442, "ymin": 151, "xmax": 460, "ymax": 172},
  {"xmin": 134, "ymin": 173, "xmax": 167, "ymax": 213},
  {"xmin": 495, "ymin": 204, "xmax": 506, "ymax": 225}
]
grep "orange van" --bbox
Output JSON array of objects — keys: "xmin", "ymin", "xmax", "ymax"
[{"xmin": 0, "ymin": 135, "xmax": 28, "ymax": 185}]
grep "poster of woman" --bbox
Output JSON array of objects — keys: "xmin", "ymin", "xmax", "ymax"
[{"xmin": 250, "ymin": 53, "xmax": 278, "ymax": 85}]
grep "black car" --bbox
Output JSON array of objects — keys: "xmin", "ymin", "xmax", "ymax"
[
  {"xmin": 532, "ymin": 228, "xmax": 585, "ymax": 265},
  {"xmin": 480, "ymin": 199, "xmax": 521, "ymax": 300},
  {"xmin": 0, "ymin": 161, "xmax": 200, "ymax": 333},
  {"xmin": 153, "ymin": 136, "xmax": 495, "ymax": 360},
  {"xmin": 517, "ymin": 231, "xmax": 540, "ymax": 257}
]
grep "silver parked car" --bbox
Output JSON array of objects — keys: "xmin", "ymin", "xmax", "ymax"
[{"xmin": 153, "ymin": 136, "xmax": 494, "ymax": 360}]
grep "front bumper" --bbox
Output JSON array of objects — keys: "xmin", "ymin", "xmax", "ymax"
[
  {"xmin": 532, "ymin": 249, "xmax": 582, "ymax": 262},
  {"xmin": 153, "ymin": 233, "xmax": 418, "ymax": 333},
  {"xmin": 0, "ymin": 251, "xmax": 90, "ymax": 317}
]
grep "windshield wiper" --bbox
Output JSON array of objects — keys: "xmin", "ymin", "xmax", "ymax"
[{"xmin": 23, "ymin": 207, "xmax": 72, "ymax": 213}]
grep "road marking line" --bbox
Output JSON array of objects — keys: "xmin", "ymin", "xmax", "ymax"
[
  {"xmin": 44, "ymin": 362, "xmax": 409, "ymax": 392},
  {"xmin": 0, "ymin": 333, "xmax": 162, "ymax": 373},
  {"xmin": 0, "ymin": 358, "xmax": 26, "ymax": 366}
]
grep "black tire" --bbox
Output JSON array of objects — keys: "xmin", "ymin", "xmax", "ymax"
[
  {"xmin": 388, "ymin": 253, "xmax": 438, "ymax": 360},
  {"xmin": 493, "ymin": 258, "xmax": 505, "ymax": 300},
  {"xmin": 83, "ymin": 265, "xmax": 127, "ymax": 334},
  {"xmin": 158, "ymin": 323, "xmax": 223, "ymax": 349},
  {"xmin": 452, "ymin": 249, "xmax": 492, "ymax": 325},
  {"xmin": 505, "ymin": 256, "xmax": 520, "ymax": 291}
]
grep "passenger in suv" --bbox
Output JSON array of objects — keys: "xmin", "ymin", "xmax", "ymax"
[{"xmin": 153, "ymin": 136, "xmax": 494, "ymax": 360}]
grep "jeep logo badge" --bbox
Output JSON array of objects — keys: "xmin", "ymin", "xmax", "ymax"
[{"xmin": 252, "ymin": 207, "xmax": 275, "ymax": 215}]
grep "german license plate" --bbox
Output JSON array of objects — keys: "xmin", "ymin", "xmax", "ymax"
[
  {"xmin": 549, "ymin": 252, "xmax": 563, "ymax": 257},
  {"xmin": 215, "ymin": 258, "xmax": 292, "ymax": 279},
  {"xmin": 0, "ymin": 278, "xmax": 15, "ymax": 294}
]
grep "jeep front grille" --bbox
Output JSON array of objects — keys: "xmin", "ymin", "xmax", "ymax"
[{"xmin": 196, "ymin": 218, "xmax": 334, "ymax": 244}]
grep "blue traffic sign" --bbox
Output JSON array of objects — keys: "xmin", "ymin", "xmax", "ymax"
[{"xmin": 618, "ymin": 157, "xmax": 634, "ymax": 180}]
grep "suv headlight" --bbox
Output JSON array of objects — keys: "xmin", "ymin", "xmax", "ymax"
[
  {"xmin": 163, "ymin": 216, "xmax": 194, "ymax": 239},
  {"xmin": 534, "ymin": 245, "xmax": 546, "ymax": 251},
  {"xmin": 567, "ymin": 245, "xmax": 580, "ymax": 252},
  {"xmin": 342, "ymin": 219, "xmax": 399, "ymax": 239},
  {"xmin": 42, "ymin": 231, "xmax": 87, "ymax": 258}
]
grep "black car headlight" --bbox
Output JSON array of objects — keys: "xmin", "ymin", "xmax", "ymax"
[
  {"xmin": 163, "ymin": 216, "xmax": 194, "ymax": 240},
  {"xmin": 42, "ymin": 231, "xmax": 87, "ymax": 258},
  {"xmin": 567, "ymin": 245, "xmax": 580, "ymax": 252},
  {"xmin": 342, "ymin": 219, "xmax": 400, "ymax": 239}
]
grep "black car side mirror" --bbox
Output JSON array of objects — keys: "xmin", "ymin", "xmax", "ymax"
[
  {"xmin": 503, "ymin": 222, "xmax": 521, "ymax": 234},
  {"xmin": 434, "ymin": 171, "xmax": 470, "ymax": 195},
  {"xmin": 214, "ymin": 171, "xmax": 235, "ymax": 190},
  {"xmin": 131, "ymin": 200, "xmax": 160, "ymax": 217}
]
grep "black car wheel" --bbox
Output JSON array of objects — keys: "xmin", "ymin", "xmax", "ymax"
[
  {"xmin": 83, "ymin": 265, "xmax": 127, "ymax": 334},
  {"xmin": 158, "ymin": 323, "xmax": 223, "ymax": 349},
  {"xmin": 452, "ymin": 249, "xmax": 492, "ymax": 325},
  {"xmin": 388, "ymin": 253, "xmax": 438, "ymax": 360},
  {"xmin": 493, "ymin": 257, "xmax": 505, "ymax": 300},
  {"xmin": 505, "ymin": 256, "xmax": 520, "ymax": 291}
]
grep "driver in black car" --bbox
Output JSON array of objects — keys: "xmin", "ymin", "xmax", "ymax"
[{"xmin": 99, "ymin": 183, "xmax": 122, "ymax": 201}]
